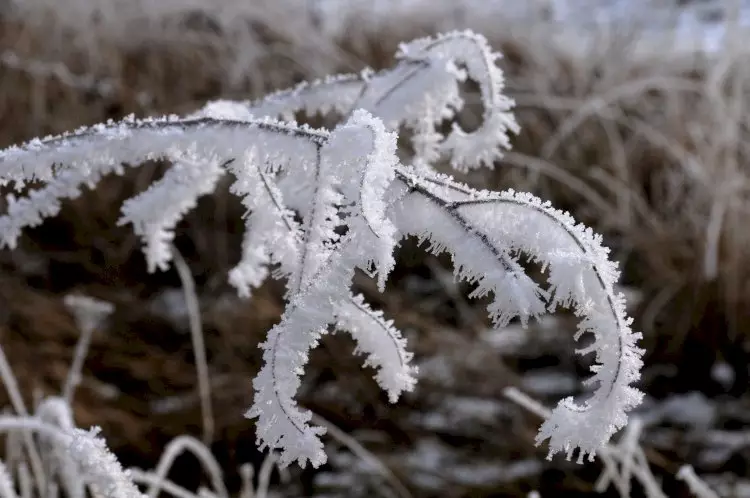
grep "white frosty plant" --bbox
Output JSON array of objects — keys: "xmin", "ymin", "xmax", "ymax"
[{"xmin": 0, "ymin": 31, "xmax": 643, "ymax": 468}]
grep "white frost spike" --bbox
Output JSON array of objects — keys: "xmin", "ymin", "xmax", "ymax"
[
  {"xmin": 399, "ymin": 30, "xmax": 520, "ymax": 170},
  {"xmin": 36, "ymin": 397, "xmax": 85, "ymax": 498},
  {"xmin": 246, "ymin": 112, "xmax": 402, "ymax": 467},
  {"xmin": 334, "ymin": 294, "xmax": 416, "ymax": 402},
  {"xmin": 391, "ymin": 170, "xmax": 644, "ymax": 460},
  {"xmin": 246, "ymin": 308, "xmax": 329, "ymax": 468},
  {"xmin": 0, "ymin": 116, "xmax": 329, "ymax": 256},
  {"xmin": 289, "ymin": 146, "xmax": 343, "ymax": 295},
  {"xmin": 242, "ymin": 73, "xmax": 364, "ymax": 122},
  {"xmin": 246, "ymin": 242, "xmax": 351, "ymax": 468},
  {"xmin": 216, "ymin": 30, "xmax": 516, "ymax": 172},
  {"xmin": 393, "ymin": 173, "xmax": 548, "ymax": 327},
  {"xmin": 227, "ymin": 149, "xmax": 303, "ymax": 297},
  {"xmin": 326, "ymin": 109, "xmax": 399, "ymax": 290},
  {"xmin": 189, "ymin": 99, "xmax": 255, "ymax": 121},
  {"xmin": 119, "ymin": 149, "xmax": 225, "ymax": 272},
  {"xmin": 66, "ymin": 427, "xmax": 146, "ymax": 498},
  {"xmin": 0, "ymin": 156, "xmax": 122, "ymax": 249},
  {"xmin": 351, "ymin": 56, "xmax": 463, "ymax": 157}
]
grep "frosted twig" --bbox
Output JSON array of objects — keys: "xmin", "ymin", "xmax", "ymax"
[
  {"xmin": 0, "ymin": 342, "xmax": 46, "ymax": 494},
  {"xmin": 502, "ymin": 386, "xmax": 551, "ymax": 419},
  {"xmin": 677, "ymin": 465, "xmax": 719, "ymax": 498},
  {"xmin": 0, "ymin": 417, "xmax": 145, "ymax": 498},
  {"xmin": 255, "ymin": 453, "xmax": 276, "ymax": 498},
  {"xmin": 62, "ymin": 294, "xmax": 114, "ymax": 404},
  {"xmin": 170, "ymin": 247, "xmax": 215, "ymax": 445},
  {"xmin": 145, "ymin": 435, "xmax": 227, "ymax": 498},
  {"xmin": 311, "ymin": 413, "xmax": 412, "ymax": 498},
  {"xmin": 128, "ymin": 469, "xmax": 199, "ymax": 498}
]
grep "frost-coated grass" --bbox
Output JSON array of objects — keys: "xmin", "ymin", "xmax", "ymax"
[{"xmin": 0, "ymin": 31, "xmax": 645, "ymax": 471}]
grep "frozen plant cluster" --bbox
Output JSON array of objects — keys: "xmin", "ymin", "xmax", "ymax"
[
  {"xmin": 0, "ymin": 31, "xmax": 643, "ymax": 469},
  {"xmin": 0, "ymin": 293, "xmax": 287, "ymax": 498}
]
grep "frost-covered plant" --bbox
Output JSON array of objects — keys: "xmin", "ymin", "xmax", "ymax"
[
  {"xmin": 0, "ymin": 31, "xmax": 644, "ymax": 468},
  {"xmin": 0, "ymin": 292, "xmax": 277, "ymax": 498},
  {"xmin": 504, "ymin": 387, "xmax": 719, "ymax": 498},
  {"xmin": 194, "ymin": 30, "xmax": 517, "ymax": 172}
]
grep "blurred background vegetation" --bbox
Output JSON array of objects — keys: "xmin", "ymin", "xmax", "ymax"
[{"xmin": 1, "ymin": 1, "xmax": 749, "ymax": 496}]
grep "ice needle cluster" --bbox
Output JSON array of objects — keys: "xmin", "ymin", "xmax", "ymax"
[{"xmin": 0, "ymin": 31, "xmax": 643, "ymax": 468}]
